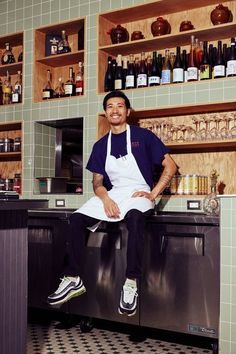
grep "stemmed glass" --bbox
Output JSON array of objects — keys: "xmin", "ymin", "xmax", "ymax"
[
  {"xmin": 192, "ymin": 115, "xmax": 201, "ymax": 141},
  {"xmin": 220, "ymin": 114, "xmax": 232, "ymax": 139},
  {"xmin": 230, "ymin": 112, "xmax": 236, "ymax": 138}
]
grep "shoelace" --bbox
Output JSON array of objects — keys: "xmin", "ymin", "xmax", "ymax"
[
  {"xmin": 56, "ymin": 277, "xmax": 72, "ymax": 293},
  {"xmin": 123, "ymin": 285, "xmax": 137, "ymax": 304}
]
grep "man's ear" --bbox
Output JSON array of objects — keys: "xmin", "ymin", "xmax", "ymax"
[{"xmin": 127, "ymin": 108, "xmax": 131, "ymax": 117}]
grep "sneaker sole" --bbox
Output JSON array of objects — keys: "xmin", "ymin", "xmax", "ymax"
[
  {"xmin": 118, "ymin": 307, "xmax": 136, "ymax": 317},
  {"xmin": 48, "ymin": 286, "xmax": 86, "ymax": 306}
]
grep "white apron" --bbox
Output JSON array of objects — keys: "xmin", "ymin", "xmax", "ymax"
[{"xmin": 76, "ymin": 124, "xmax": 154, "ymax": 223}]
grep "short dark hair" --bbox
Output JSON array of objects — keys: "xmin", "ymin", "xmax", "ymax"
[{"xmin": 103, "ymin": 90, "xmax": 131, "ymax": 110}]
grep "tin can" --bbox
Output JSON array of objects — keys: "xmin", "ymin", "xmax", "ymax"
[
  {"xmin": 204, "ymin": 175, "xmax": 208, "ymax": 195},
  {"xmin": 184, "ymin": 175, "xmax": 193, "ymax": 194},
  {"xmin": 198, "ymin": 175, "xmax": 205, "ymax": 195},
  {"xmin": 176, "ymin": 175, "xmax": 185, "ymax": 195},
  {"xmin": 191, "ymin": 175, "xmax": 198, "ymax": 195},
  {"xmin": 170, "ymin": 175, "xmax": 177, "ymax": 194}
]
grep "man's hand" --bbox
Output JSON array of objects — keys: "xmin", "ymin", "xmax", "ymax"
[
  {"xmin": 103, "ymin": 195, "xmax": 121, "ymax": 218},
  {"xmin": 132, "ymin": 191, "xmax": 155, "ymax": 201}
]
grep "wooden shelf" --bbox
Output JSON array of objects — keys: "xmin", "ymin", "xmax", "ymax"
[
  {"xmin": 0, "ymin": 152, "xmax": 21, "ymax": 160},
  {"xmin": 36, "ymin": 50, "xmax": 84, "ymax": 67},
  {"xmin": 166, "ymin": 138, "xmax": 236, "ymax": 153},
  {"xmin": 0, "ymin": 62, "xmax": 23, "ymax": 76},
  {"xmin": 99, "ymin": 22, "xmax": 236, "ymax": 56}
]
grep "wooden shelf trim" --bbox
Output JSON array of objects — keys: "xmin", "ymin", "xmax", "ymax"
[
  {"xmin": 0, "ymin": 62, "xmax": 23, "ymax": 76},
  {"xmin": 36, "ymin": 50, "xmax": 84, "ymax": 67},
  {"xmin": 0, "ymin": 152, "xmax": 21, "ymax": 160},
  {"xmin": 99, "ymin": 22, "xmax": 236, "ymax": 56},
  {"xmin": 167, "ymin": 139, "xmax": 236, "ymax": 151},
  {"xmin": 100, "ymin": 0, "xmax": 229, "ymax": 23}
]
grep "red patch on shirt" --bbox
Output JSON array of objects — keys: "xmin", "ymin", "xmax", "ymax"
[{"xmin": 131, "ymin": 141, "xmax": 139, "ymax": 147}]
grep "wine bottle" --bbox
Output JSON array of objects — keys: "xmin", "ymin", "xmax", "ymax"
[
  {"xmin": 134, "ymin": 56, "xmax": 140, "ymax": 88},
  {"xmin": 227, "ymin": 38, "xmax": 236, "ymax": 77},
  {"xmin": 182, "ymin": 49, "xmax": 188, "ymax": 82},
  {"xmin": 42, "ymin": 69, "xmax": 54, "ymax": 100},
  {"xmin": 161, "ymin": 49, "xmax": 171, "ymax": 84},
  {"xmin": 54, "ymin": 77, "xmax": 65, "ymax": 98},
  {"xmin": 104, "ymin": 56, "xmax": 114, "ymax": 92},
  {"xmin": 146, "ymin": 55, "xmax": 152, "ymax": 80},
  {"xmin": 213, "ymin": 41, "xmax": 225, "ymax": 79},
  {"xmin": 208, "ymin": 44, "xmax": 214, "ymax": 79},
  {"xmin": 148, "ymin": 51, "xmax": 160, "ymax": 86},
  {"xmin": 2, "ymin": 71, "xmax": 12, "ymax": 105},
  {"xmin": 75, "ymin": 61, "xmax": 84, "ymax": 95},
  {"xmin": 122, "ymin": 56, "xmax": 128, "ymax": 90},
  {"xmin": 187, "ymin": 35, "xmax": 198, "ymax": 81},
  {"xmin": 137, "ymin": 52, "xmax": 147, "ymax": 88},
  {"xmin": 1, "ymin": 42, "xmax": 15, "ymax": 65},
  {"xmin": 126, "ymin": 54, "xmax": 135, "ymax": 89},
  {"xmin": 11, "ymin": 71, "xmax": 22, "ymax": 103},
  {"xmin": 114, "ymin": 54, "xmax": 123, "ymax": 90},
  {"xmin": 173, "ymin": 46, "xmax": 184, "ymax": 83},
  {"xmin": 199, "ymin": 41, "xmax": 210, "ymax": 80},
  {"xmin": 58, "ymin": 30, "xmax": 71, "ymax": 54},
  {"xmin": 64, "ymin": 67, "xmax": 76, "ymax": 96}
]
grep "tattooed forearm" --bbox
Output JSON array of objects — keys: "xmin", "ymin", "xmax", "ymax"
[{"xmin": 92, "ymin": 173, "xmax": 103, "ymax": 192}]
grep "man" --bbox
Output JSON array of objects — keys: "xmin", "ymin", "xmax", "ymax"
[{"xmin": 48, "ymin": 90, "xmax": 177, "ymax": 316}]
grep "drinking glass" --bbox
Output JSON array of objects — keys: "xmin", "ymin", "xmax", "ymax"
[{"xmin": 230, "ymin": 112, "xmax": 236, "ymax": 138}]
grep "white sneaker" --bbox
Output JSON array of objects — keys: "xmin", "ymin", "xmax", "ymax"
[
  {"xmin": 47, "ymin": 276, "xmax": 86, "ymax": 306},
  {"xmin": 118, "ymin": 284, "xmax": 138, "ymax": 316}
]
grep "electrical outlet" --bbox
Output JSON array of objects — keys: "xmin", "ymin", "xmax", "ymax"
[{"xmin": 55, "ymin": 199, "xmax": 65, "ymax": 207}]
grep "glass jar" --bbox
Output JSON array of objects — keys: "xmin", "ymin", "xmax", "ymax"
[
  {"xmin": 0, "ymin": 138, "xmax": 4, "ymax": 152},
  {"xmin": 4, "ymin": 138, "xmax": 14, "ymax": 152},
  {"xmin": 13, "ymin": 173, "xmax": 21, "ymax": 194},
  {"xmin": 4, "ymin": 178, "xmax": 14, "ymax": 191},
  {"xmin": 13, "ymin": 137, "xmax": 21, "ymax": 152}
]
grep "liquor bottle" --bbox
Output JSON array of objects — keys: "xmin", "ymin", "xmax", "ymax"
[
  {"xmin": 173, "ymin": 46, "xmax": 184, "ymax": 83},
  {"xmin": 1, "ymin": 42, "xmax": 15, "ymax": 65},
  {"xmin": 114, "ymin": 54, "xmax": 123, "ymax": 90},
  {"xmin": 104, "ymin": 56, "xmax": 114, "ymax": 92},
  {"xmin": 137, "ymin": 52, "xmax": 147, "ymax": 88},
  {"xmin": 194, "ymin": 38, "xmax": 203, "ymax": 70},
  {"xmin": 213, "ymin": 41, "xmax": 225, "ymax": 78},
  {"xmin": 126, "ymin": 54, "xmax": 135, "ymax": 89},
  {"xmin": 18, "ymin": 51, "xmax": 23, "ymax": 62},
  {"xmin": 42, "ymin": 69, "xmax": 54, "ymax": 99},
  {"xmin": 148, "ymin": 51, "xmax": 160, "ymax": 86},
  {"xmin": 64, "ymin": 67, "xmax": 76, "ymax": 96},
  {"xmin": 11, "ymin": 71, "xmax": 22, "ymax": 103},
  {"xmin": 226, "ymin": 38, "xmax": 236, "ymax": 77},
  {"xmin": 2, "ymin": 71, "xmax": 12, "ymax": 104},
  {"xmin": 187, "ymin": 35, "xmax": 198, "ymax": 81},
  {"xmin": 122, "ymin": 56, "xmax": 128, "ymax": 89},
  {"xmin": 199, "ymin": 41, "xmax": 210, "ymax": 80},
  {"xmin": 54, "ymin": 77, "xmax": 65, "ymax": 98},
  {"xmin": 182, "ymin": 49, "xmax": 188, "ymax": 82},
  {"xmin": 58, "ymin": 30, "xmax": 71, "ymax": 54},
  {"xmin": 75, "ymin": 61, "xmax": 84, "ymax": 95},
  {"xmin": 161, "ymin": 49, "xmax": 171, "ymax": 84}
]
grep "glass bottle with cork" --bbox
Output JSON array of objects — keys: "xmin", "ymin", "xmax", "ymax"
[
  {"xmin": 75, "ymin": 61, "xmax": 84, "ymax": 96},
  {"xmin": 58, "ymin": 30, "xmax": 71, "ymax": 54},
  {"xmin": 12, "ymin": 71, "xmax": 22, "ymax": 103},
  {"xmin": 1, "ymin": 42, "xmax": 15, "ymax": 65},
  {"xmin": 42, "ymin": 69, "xmax": 54, "ymax": 100}
]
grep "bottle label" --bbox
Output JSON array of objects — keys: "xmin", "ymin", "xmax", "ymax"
[
  {"xmin": 42, "ymin": 90, "xmax": 50, "ymax": 99},
  {"xmin": 15, "ymin": 83, "xmax": 22, "ymax": 94},
  {"xmin": 173, "ymin": 68, "xmax": 184, "ymax": 83},
  {"xmin": 126, "ymin": 75, "xmax": 135, "ymax": 88},
  {"xmin": 213, "ymin": 65, "xmax": 225, "ymax": 77},
  {"xmin": 187, "ymin": 67, "xmax": 198, "ymax": 81},
  {"xmin": 184, "ymin": 70, "xmax": 188, "ymax": 82},
  {"xmin": 227, "ymin": 60, "xmax": 236, "ymax": 76},
  {"xmin": 12, "ymin": 93, "xmax": 19, "ymax": 103},
  {"xmin": 148, "ymin": 76, "xmax": 160, "ymax": 85},
  {"xmin": 137, "ymin": 74, "xmax": 147, "ymax": 87},
  {"xmin": 199, "ymin": 64, "xmax": 210, "ymax": 80},
  {"xmin": 65, "ymin": 84, "xmax": 73, "ymax": 95},
  {"xmin": 3, "ymin": 54, "xmax": 9, "ymax": 63},
  {"xmin": 114, "ymin": 79, "xmax": 122, "ymax": 90},
  {"xmin": 161, "ymin": 70, "xmax": 171, "ymax": 84},
  {"xmin": 76, "ymin": 86, "xmax": 83, "ymax": 93}
]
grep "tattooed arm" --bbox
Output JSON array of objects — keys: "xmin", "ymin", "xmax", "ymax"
[{"xmin": 93, "ymin": 173, "xmax": 120, "ymax": 218}]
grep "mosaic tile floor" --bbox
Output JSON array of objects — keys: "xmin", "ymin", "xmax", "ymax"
[{"xmin": 27, "ymin": 313, "xmax": 213, "ymax": 354}]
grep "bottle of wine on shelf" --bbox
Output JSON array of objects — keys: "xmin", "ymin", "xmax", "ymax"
[
  {"xmin": 2, "ymin": 71, "xmax": 12, "ymax": 104},
  {"xmin": 227, "ymin": 38, "xmax": 236, "ymax": 77},
  {"xmin": 1, "ymin": 42, "xmax": 15, "ymax": 65},
  {"xmin": 134, "ymin": 56, "xmax": 140, "ymax": 88},
  {"xmin": 161, "ymin": 49, "xmax": 171, "ymax": 84},
  {"xmin": 173, "ymin": 46, "xmax": 184, "ymax": 83},
  {"xmin": 114, "ymin": 54, "xmax": 123, "ymax": 90},
  {"xmin": 187, "ymin": 35, "xmax": 198, "ymax": 81},
  {"xmin": 58, "ymin": 30, "xmax": 71, "ymax": 54},
  {"xmin": 126, "ymin": 54, "xmax": 135, "ymax": 89},
  {"xmin": 148, "ymin": 51, "xmax": 160, "ymax": 86},
  {"xmin": 104, "ymin": 56, "xmax": 114, "ymax": 92},
  {"xmin": 199, "ymin": 41, "xmax": 211, "ymax": 80},
  {"xmin": 75, "ymin": 61, "xmax": 84, "ymax": 95},
  {"xmin": 182, "ymin": 49, "xmax": 188, "ymax": 82},
  {"xmin": 213, "ymin": 41, "xmax": 226, "ymax": 79},
  {"xmin": 54, "ymin": 77, "xmax": 65, "ymax": 98},
  {"xmin": 208, "ymin": 44, "xmax": 214, "ymax": 79},
  {"xmin": 11, "ymin": 71, "xmax": 22, "ymax": 103},
  {"xmin": 64, "ymin": 67, "xmax": 76, "ymax": 96},
  {"xmin": 137, "ymin": 52, "xmax": 147, "ymax": 88},
  {"xmin": 42, "ymin": 69, "xmax": 54, "ymax": 99},
  {"xmin": 122, "ymin": 56, "xmax": 128, "ymax": 90},
  {"xmin": 146, "ymin": 55, "xmax": 152, "ymax": 81}
]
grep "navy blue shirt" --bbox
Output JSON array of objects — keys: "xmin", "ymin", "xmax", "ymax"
[{"xmin": 86, "ymin": 125, "xmax": 170, "ymax": 190}]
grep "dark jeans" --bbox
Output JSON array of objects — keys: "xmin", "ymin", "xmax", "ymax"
[{"xmin": 64, "ymin": 209, "xmax": 152, "ymax": 280}]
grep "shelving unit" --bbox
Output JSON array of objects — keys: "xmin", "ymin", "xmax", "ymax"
[
  {"xmin": 0, "ymin": 121, "xmax": 22, "ymax": 187},
  {"xmin": 98, "ymin": 0, "xmax": 235, "ymax": 93},
  {"xmin": 34, "ymin": 18, "xmax": 85, "ymax": 102},
  {"xmin": 0, "ymin": 31, "xmax": 24, "ymax": 104}
]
